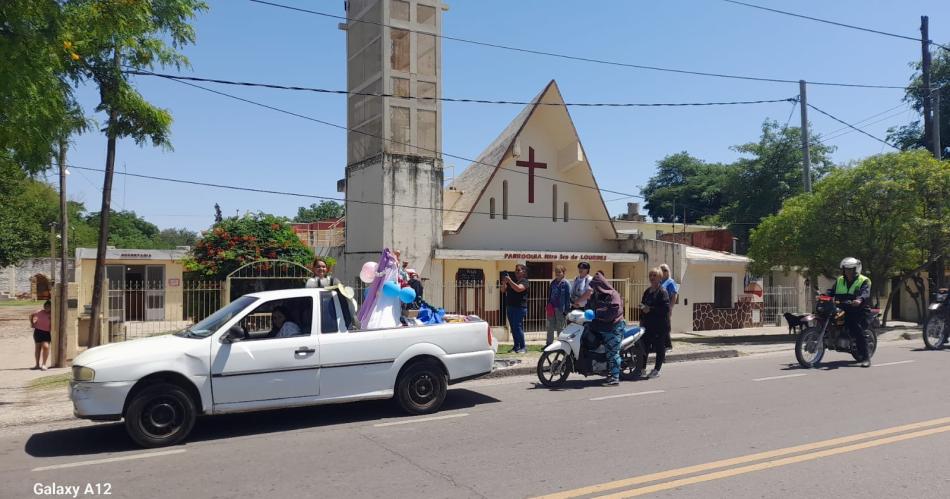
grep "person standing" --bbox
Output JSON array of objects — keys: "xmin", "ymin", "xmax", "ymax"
[
  {"xmin": 307, "ymin": 257, "xmax": 340, "ymax": 288},
  {"xmin": 30, "ymin": 300, "xmax": 52, "ymax": 370},
  {"xmin": 501, "ymin": 264, "xmax": 529, "ymax": 354},
  {"xmin": 589, "ymin": 272, "xmax": 624, "ymax": 386},
  {"xmin": 407, "ymin": 269, "xmax": 424, "ymax": 309},
  {"xmin": 640, "ymin": 268, "xmax": 671, "ymax": 379},
  {"xmin": 660, "ymin": 263, "xmax": 679, "ymax": 317},
  {"xmin": 570, "ymin": 261, "xmax": 593, "ymax": 309},
  {"xmin": 545, "ymin": 265, "xmax": 572, "ymax": 346}
]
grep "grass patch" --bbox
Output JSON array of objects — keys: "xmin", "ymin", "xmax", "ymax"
[
  {"xmin": 496, "ymin": 345, "xmax": 544, "ymax": 355},
  {"xmin": 0, "ymin": 300, "xmax": 43, "ymax": 308},
  {"xmin": 27, "ymin": 373, "xmax": 71, "ymax": 391}
]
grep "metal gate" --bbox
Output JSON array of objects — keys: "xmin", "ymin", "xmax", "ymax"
[
  {"xmin": 224, "ymin": 259, "xmax": 314, "ymax": 304},
  {"xmin": 762, "ymin": 286, "xmax": 801, "ymax": 326}
]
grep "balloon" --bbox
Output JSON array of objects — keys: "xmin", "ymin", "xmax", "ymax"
[
  {"xmin": 398, "ymin": 286, "xmax": 416, "ymax": 304},
  {"xmin": 382, "ymin": 281, "xmax": 400, "ymax": 297},
  {"xmin": 359, "ymin": 261, "xmax": 378, "ymax": 284},
  {"xmin": 584, "ymin": 309, "xmax": 595, "ymax": 321}
]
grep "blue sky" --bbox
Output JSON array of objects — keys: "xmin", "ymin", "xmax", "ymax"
[{"xmin": 59, "ymin": 0, "xmax": 949, "ymax": 231}]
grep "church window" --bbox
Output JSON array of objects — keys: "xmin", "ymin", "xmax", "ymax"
[
  {"xmin": 390, "ymin": 29, "xmax": 410, "ymax": 72},
  {"xmin": 552, "ymin": 185, "xmax": 558, "ymax": 221},
  {"xmin": 502, "ymin": 181, "xmax": 509, "ymax": 220},
  {"xmin": 563, "ymin": 202, "xmax": 569, "ymax": 222},
  {"xmin": 489, "ymin": 198, "xmax": 496, "ymax": 219},
  {"xmin": 390, "ymin": 106, "xmax": 410, "ymax": 153},
  {"xmin": 417, "ymin": 109, "xmax": 437, "ymax": 155},
  {"xmin": 390, "ymin": 1, "xmax": 410, "ymax": 22},
  {"xmin": 417, "ymin": 4, "xmax": 436, "ymax": 26},
  {"xmin": 417, "ymin": 33, "xmax": 436, "ymax": 76}
]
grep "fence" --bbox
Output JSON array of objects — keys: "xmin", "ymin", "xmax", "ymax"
[
  {"xmin": 353, "ymin": 278, "xmax": 648, "ymax": 341},
  {"xmin": 107, "ymin": 280, "xmax": 223, "ymax": 342},
  {"xmin": 761, "ymin": 286, "xmax": 802, "ymax": 326}
]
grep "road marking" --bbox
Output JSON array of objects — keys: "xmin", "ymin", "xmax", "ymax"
[
  {"xmin": 590, "ymin": 390, "xmax": 664, "ymax": 401},
  {"xmin": 32, "ymin": 449, "xmax": 186, "ymax": 472},
  {"xmin": 596, "ymin": 424, "xmax": 950, "ymax": 498},
  {"xmin": 874, "ymin": 360, "xmax": 915, "ymax": 367},
  {"xmin": 373, "ymin": 413, "xmax": 469, "ymax": 428},
  {"xmin": 753, "ymin": 373, "xmax": 809, "ymax": 382},
  {"xmin": 535, "ymin": 416, "xmax": 950, "ymax": 499}
]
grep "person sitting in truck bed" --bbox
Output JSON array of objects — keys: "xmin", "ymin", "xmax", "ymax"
[{"xmin": 270, "ymin": 306, "xmax": 303, "ymax": 338}]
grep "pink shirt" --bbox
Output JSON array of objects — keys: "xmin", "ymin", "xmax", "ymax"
[{"xmin": 32, "ymin": 310, "xmax": 51, "ymax": 332}]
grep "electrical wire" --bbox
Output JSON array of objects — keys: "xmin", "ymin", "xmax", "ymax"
[
  {"xmin": 125, "ymin": 70, "xmax": 797, "ymax": 108},
  {"xmin": 721, "ymin": 0, "xmax": 950, "ymax": 51},
  {"xmin": 247, "ymin": 0, "xmax": 907, "ymax": 90},
  {"xmin": 806, "ymin": 103, "xmax": 900, "ymax": 149}
]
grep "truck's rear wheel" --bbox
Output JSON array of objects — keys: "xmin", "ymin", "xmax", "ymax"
[
  {"xmin": 124, "ymin": 382, "xmax": 196, "ymax": 448},
  {"xmin": 396, "ymin": 360, "xmax": 447, "ymax": 415}
]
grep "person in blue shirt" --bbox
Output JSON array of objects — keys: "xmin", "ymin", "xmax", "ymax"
[{"xmin": 659, "ymin": 264, "xmax": 679, "ymax": 318}]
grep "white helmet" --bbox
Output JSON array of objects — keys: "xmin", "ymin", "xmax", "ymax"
[{"xmin": 840, "ymin": 257, "xmax": 862, "ymax": 275}]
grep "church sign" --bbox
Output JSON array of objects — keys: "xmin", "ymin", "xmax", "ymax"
[{"xmin": 434, "ymin": 249, "xmax": 641, "ymax": 263}]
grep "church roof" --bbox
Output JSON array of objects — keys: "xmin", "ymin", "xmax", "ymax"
[{"xmin": 443, "ymin": 82, "xmax": 554, "ymax": 233}]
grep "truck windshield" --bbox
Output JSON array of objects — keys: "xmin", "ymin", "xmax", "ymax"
[{"xmin": 177, "ymin": 296, "xmax": 257, "ymax": 338}]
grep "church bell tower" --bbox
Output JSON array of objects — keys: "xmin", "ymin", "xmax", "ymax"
[{"xmin": 340, "ymin": 0, "xmax": 445, "ymax": 283}]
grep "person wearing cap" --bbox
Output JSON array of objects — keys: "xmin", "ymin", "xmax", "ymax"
[
  {"xmin": 570, "ymin": 262, "xmax": 593, "ymax": 309},
  {"xmin": 407, "ymin": 269, "xmax": 424, "ymax": 309}
]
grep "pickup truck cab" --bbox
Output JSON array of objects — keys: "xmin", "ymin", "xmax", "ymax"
[{"xmin": 70, "ymin": 288, "xmax": 495, "ymax": 447}]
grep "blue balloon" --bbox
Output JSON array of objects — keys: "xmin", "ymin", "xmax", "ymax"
[
  {"xmin": 584, "ymin": 309, "xmax": 595, "ymax": 321},
  {"xmin": 382, "ymin": 281, "xmax": 400, "ymax": 298},
  {"xmin": 398, "ymin": 286, "xmax": 416, "ymax": 304}
]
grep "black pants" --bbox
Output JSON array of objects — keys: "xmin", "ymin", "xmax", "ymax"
[
  {"xmin": 644, "ymin": 338, "xmax": 666, "ymax": 371},
  {"xmin": 844, "ymin": 311, "xmax": 870, "ymax": 361}
]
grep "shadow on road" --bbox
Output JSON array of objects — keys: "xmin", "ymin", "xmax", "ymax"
[{"xmin": 24, "ymin": 388, "xmax": 500, "ymax": 458}]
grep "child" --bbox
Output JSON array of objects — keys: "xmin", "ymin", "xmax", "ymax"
[{"xmin": 30, "ymin": 300, "xmax": 52, "ymax": 370}]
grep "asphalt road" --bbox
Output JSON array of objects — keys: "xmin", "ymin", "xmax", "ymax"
[{"xmin": 2, "ymin": 340, "xmax": 949, "ymax": 499}]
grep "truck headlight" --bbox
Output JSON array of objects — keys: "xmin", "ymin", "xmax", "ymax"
[{"xmin": 72, "ymin": 366, "xmax": 95, "ymax": 382}]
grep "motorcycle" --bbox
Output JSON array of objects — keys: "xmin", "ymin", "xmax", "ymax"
[
  {"xmin": 537, "ymin": 310, "xmax": 647, "ymax": 387},
  {"xmin": 795, "ymin": 295, "xmax": 879, "ymax": 368},
  {"xmin": 923, "ymin": 288, "xmax": 949, "ymax": 350}
]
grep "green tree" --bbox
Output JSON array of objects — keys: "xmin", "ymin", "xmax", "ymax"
[
  {"xmin": 886, "ymin": 47, "xmax": 949, "ymax": 153},
  {"xmin": 749, "ymin": 151, "xmax": 950, "ymax": 309},
  {"xmin": 641, "ymin": 152, "xmax": 732, "ymax": 224},
  {"xmin": 62, "ymin": 0, "xmax": 208, "ymax": 345},
  {"xmin": 0, "ymin": 0, "xmax": 86, "ymax": 175},
  {"xmin": 713, "ymin": 120, "xmax": 835, "ymax": 250},
  {"xmin": 293, "ymin": 201, "xmax": 345, "ymax": 223},
  {"xmin": 184, "ymin": 213, "xmax": 314, "ymax": 281},
  {"xmin": 156, "ymin": 228, "xmax": 198, "ymax": 248}
]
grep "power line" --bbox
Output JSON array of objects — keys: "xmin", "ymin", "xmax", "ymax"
[
  {"xmin": 820, "ymin": 102, "xmax": 909, "ymax": 138},
  {"xmin": 806, "ymin": 103, "xmax": 899, "ymax": 149},
  {"xmin": 126, "ymin": 69, "xmax": 797, "ymax": 108},
  {"xmin": 248, "ymin": 0, "xmax": 907, "ymax": 90},
  {"xmin": 721, "ymin": 0, "xmax": 950, "ymax": 51},
  {"xmin": 145, "ymin": 71, "xmax": 655, "ymax": 201},
  {"xmin": 820, "ymin": 109, "xmax": 910, "ymax": 143}
]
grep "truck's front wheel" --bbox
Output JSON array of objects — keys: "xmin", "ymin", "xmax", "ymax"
[
  {"xmin": 396, "ymin": 360, "xmax": 447, "ymax": 415},
  {"xmin": 124, "ymin": 382, "xmax": 196, "ymax": 448}
]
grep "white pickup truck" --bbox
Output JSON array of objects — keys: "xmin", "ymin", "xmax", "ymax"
[{"xmin": 69, "ymin": 288, "xmax": 496, "ymax": 447}]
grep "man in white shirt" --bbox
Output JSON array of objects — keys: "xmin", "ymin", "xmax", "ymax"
[{"xmin": 272, "ymin": 306, "xmax": 302, "ymax": 338}]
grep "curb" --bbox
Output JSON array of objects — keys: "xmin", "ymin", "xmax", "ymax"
[{"xmin": 485, "ymin": 349, "xmax": 742, "ymax": 379}]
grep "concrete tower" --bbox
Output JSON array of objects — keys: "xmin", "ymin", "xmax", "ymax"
[{"xmin": 340, "ymin": 0, "xmax": 445, "ymax": 285}]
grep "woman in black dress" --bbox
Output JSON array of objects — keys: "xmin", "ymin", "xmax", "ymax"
[{"xmin": 639, "ymin": 267, "xmax": 671, "ymax": 378}]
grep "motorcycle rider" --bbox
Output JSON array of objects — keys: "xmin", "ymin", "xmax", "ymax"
[
  {"xmin": 828, "ymin": 257, "xmax": 872, "ymax": 367},
  {"xmin": 588, "ymin": 272, "xmax": 624, "ymax": 386}
]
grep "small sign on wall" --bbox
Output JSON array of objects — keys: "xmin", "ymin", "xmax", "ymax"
[{"xmin": 168, "ymin": 278, "xmax": 181, "ymax": 287}]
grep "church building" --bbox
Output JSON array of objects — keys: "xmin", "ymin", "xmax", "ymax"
[{"xmin": 339, "ymin": 0, "xmax": 756, "ymax": 333}]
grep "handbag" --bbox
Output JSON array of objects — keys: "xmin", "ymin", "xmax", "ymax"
[{"xmin": 545, "ymin": 303, "xmax": 556, "ymax": 317}]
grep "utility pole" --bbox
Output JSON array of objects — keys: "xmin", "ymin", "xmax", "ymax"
[
  {"xmin": 56, "ymin": 141, "xmax": 69, "ymax": 368},
  {"xmin": 48, "ymin": 223, "xmax": 56, "ymax": 286},
  {"xmin": 799, "ymin": 80, "xmax": 811, "ymax": 193},
  {"xmin": 922, "ymin": 16, "xmax": 933, "ymax": 151},
  {"xmin": 934, "ymin": 91, "xmax": 942, "ymax": 160}
]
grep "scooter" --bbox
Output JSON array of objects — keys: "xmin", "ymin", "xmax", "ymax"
[{"xmin": 537, "ymin": 310, "xmax": 647, "ymax": 387}]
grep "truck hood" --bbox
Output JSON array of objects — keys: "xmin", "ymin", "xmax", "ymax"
[{"xmin": 74, "ymin": 334, "xmax": 207, "ymax": 372}]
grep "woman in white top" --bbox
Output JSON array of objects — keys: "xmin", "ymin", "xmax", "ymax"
[
  {"xmin": 271, "ymin": 306, "xmax": 302, "ymax": 338},
  {"xmin": 571, "ymin": 261, "xmax": 593, "ymax": 309},
  {"xmin": 307, "ymin": 257, "xmax": 340, "ymax": 288}
]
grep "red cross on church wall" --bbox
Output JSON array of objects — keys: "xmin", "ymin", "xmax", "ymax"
[{"xmin": 515, "ymin": 146, "xmax": 547, "ymax": 203}]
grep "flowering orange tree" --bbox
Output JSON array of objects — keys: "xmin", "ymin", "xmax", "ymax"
[{"xmin": 185, "ymin": 213, "xmax": 313, "ymax": 280}]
